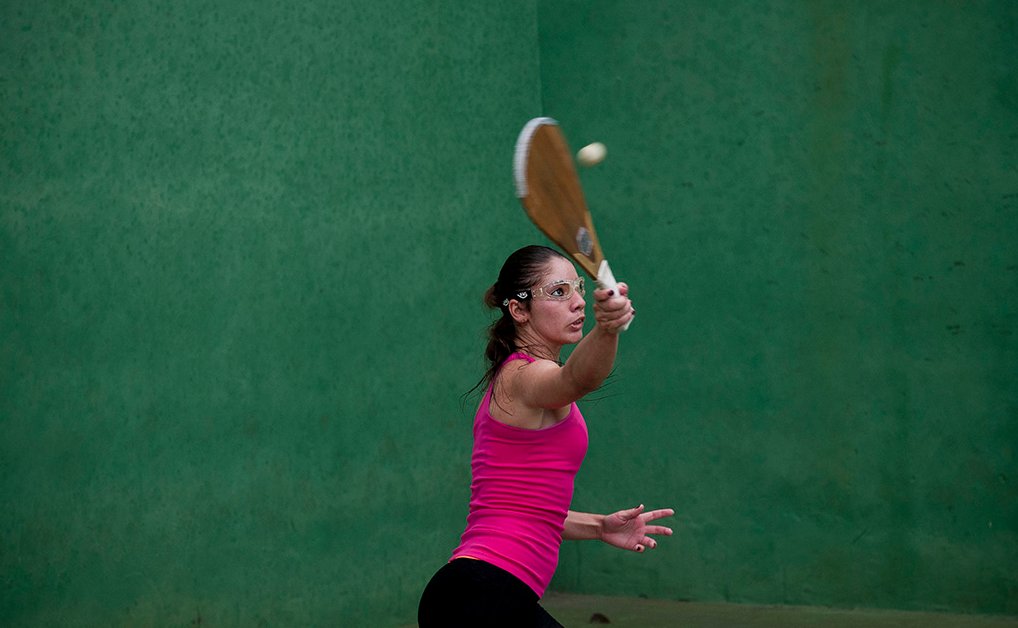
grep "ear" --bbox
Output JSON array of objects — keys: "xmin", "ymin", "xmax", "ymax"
[{"xmin": 508, "ymin": 300, "xmax": 530, "ymax": 325}]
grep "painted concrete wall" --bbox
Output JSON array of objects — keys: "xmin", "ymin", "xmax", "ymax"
[
  {"xmin": 2, "ymin": 1, "xmax": 1015, "ymax": 625},
  {"xmin": 540, "ymin": 0, "xmax": 1017, "ymax": 615},
  {"xmin": 1, "ymin": 2, "xmax": 540, "ymax": 625}
]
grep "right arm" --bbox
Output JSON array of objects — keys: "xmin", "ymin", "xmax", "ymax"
[{"xmin": 511, "ymin": 284, "xmax": 635, "ymax": 410}]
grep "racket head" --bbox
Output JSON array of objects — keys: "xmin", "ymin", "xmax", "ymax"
[{"xmin": 514, "ymin": 117, "xmax": 605, "ymax": 278}]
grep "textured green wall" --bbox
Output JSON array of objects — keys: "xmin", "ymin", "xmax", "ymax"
[
  {"xmin": 3, "ymin": 1, "xmax": 1016, "ymax": 626},
  {"xmin": 1, "ymin": 2, "xmax": 539, "ymax": 625},
  {"xmin": 539, "ymin": 0, "xmax": 1017, "ymax": 616}
]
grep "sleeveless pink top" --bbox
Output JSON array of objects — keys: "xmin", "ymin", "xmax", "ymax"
[{"xmin": 450, "ymin": 353, "xmax": 589, "ymax": 597}]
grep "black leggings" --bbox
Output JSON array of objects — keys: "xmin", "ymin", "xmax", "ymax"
[{"xmin": 418, "ymin": 558, "xmax": 563, "ymax": 627}]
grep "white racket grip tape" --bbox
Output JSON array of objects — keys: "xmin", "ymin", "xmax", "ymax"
[{"xmin": 596, "ymin": 260, "xmax": 632, "ymax": 331}]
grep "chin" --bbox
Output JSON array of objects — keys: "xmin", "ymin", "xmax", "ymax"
[{"xmin": 565, "ymin": 330, "xmax": 584, "ymax": 344}]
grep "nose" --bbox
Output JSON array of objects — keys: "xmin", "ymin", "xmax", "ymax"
[{"xmin": 571, "ymin": 290, "xmax": 585, "ymax": 309}]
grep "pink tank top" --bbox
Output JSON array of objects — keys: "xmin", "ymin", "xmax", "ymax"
[{"xmin": 450, "ymin": 353, "xmax": 589, "ymax": 597}]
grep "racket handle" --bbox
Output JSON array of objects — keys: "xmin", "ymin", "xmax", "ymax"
[{"xmin": 596, "ymin": 260, "xmax": 632, "ymax": 332}]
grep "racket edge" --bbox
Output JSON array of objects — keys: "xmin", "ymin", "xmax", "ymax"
[{"xmin": 513, "ymin": 117, "xmax": 559, "ymax": 198}]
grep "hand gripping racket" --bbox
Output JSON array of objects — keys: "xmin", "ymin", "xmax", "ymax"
[{"xmin": 513, "ymin": 117, "xmax": 630, "ymax": 330}]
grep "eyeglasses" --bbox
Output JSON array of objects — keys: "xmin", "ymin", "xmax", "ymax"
[
  {"xmin": 533, "ymin": 277, "xmax": 585, "ymax": 301},
  {"xmin": 503, "ymin": 277, "xmax": 585, "ymax": 306}
]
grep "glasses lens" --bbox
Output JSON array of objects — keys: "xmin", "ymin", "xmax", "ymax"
[
  {"xmin": 547, "ymin": 281, "xmax": 572, "ymax": 300},
  {"xmin": 537, "ymin": 278, "xmax": 585, "ymax": 300}
]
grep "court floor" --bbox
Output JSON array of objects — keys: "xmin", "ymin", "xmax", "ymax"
[{"xmin": 537, "ymin": 592, "xmax": 1018, "ymax": 628}]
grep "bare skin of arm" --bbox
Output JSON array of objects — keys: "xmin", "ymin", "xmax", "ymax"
[
  {"xmin": 563, "ymin": 506, "xmax": 675, "ymax": 553},
  {"xmin": 492, "ymin": 284, "xmax": 634, "ymax": 429}
]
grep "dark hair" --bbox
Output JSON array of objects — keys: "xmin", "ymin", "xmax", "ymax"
[{"xmin": 474, "ymin": 245, "xmax": 566, "ymax": 393}]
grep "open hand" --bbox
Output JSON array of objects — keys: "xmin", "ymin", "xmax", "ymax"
[{"xmin": 601, "ymin": 504, "xmax": 675, "ymax": 553}]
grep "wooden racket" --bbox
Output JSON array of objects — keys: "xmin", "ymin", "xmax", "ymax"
[{"xmin": 513, "ymin": 117, "xmax": 630, "ymax": 330}]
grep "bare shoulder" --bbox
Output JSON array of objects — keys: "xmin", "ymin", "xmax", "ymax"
[
  {"xmin": 492, "ymin": 357, "xmax": 570, "ymax": 428},
  {"xmin": 500, "ymin": 355, "xmax": 579, "ymax": 413},
  {"xmin": 492, "ymin": 356, "xmax": 558, "ymax": 404},
  {"xmin": 501, "ymin": 356, "xmax": 559, "ymax": 390}
]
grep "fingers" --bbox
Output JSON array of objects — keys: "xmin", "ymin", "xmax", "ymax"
[
  {"xmin": 592, "ymin": 288, "xmax": 626, "ymax": 305},
  {"xmin": 636, "ymin": 531, "xmax": 670, "ymax": 552},
  {"xmin": 641, "ymin": 508, "xmax": 675, "ymax": 522},
  {"xmin": 612, "ymin": 504, "xmax": 643, "ymax": 523},
  {"xmin": 593, "ymin": 282, "xmax": 629, "ymax": 304},
  {"xmin": 638, "ymin": 508, "xmax": 675, "ymax": 537},
  {"xmin": 600, "ymin": 311, "xmax": 635, "ymax": 334},
  {"xmin": 593, "ymin": 290, "xmax": 635, "ymax": 332},
  {"xmin": 624, "ymin": 505, "xmax": 674, "ymax": 525},
  {"xmin": 635, "ymin": 506, "xmax": 675, "ymax": 553},
  {"xmin": 626, "ymin": 504, "xmax": 645, "ymax": 520},
  {"xmin": 643, "ymin": 525, "xmax": 673, "ymax": 537},
  {"xmin": 629, "ymin": 505, "xmax": 657, "ymax": 553},
  {"xmin": 594, "ymin": 282, "xmax": 627, "ymax": 294}
]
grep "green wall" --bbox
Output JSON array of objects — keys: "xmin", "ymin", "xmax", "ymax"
[
  {"xmin": 2, "ymin": 1, "xmax": 1016, "ymax": 626},
  {"xmin": 540, "ymin": 0, "xmax": 1018, "ymax": 616},
  {"xmin": 2, "ymin": 2, "xmax": 540, "ymax": 625}
]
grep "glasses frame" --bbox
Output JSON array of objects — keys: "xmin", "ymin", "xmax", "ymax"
[
  {"xmin": 502, "ymin": 277, "xmax": 585, "ymax": 307},
  {"xmin": 532, "ymin": 277, "xmax": 585, "ymax": 301}
]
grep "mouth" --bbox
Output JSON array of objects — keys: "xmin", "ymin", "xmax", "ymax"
[{"xmin": 569, "ymin": 317, "xmax": 585, "ymax": 330}]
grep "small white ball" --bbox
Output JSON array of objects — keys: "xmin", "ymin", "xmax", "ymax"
[{"xmin": 576, "ymin": 142, "xmax": 607, "ymax": 167}]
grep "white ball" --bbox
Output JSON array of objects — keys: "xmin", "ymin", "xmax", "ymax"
[{"xmin": 576, "ymin": 142, "xmax": 607, "ymax": 167}]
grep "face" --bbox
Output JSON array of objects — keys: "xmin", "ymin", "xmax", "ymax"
[{"xmin": 519, "ymin": 256, "xmax": 587, "ymax": 347}]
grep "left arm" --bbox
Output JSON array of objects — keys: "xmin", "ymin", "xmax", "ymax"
[{"xmin": 563, "ymin": 505, "xmax": 675, "ymax": 553}]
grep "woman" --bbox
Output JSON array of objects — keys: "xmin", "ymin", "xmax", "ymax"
[{"xmin": 418, "ymin": 245, "xmax": 674, "ymax": 627}]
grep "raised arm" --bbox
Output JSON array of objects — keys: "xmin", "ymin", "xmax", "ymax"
[{"xmin": 508, "ymin": 284, "xmax": 635, "ymax": 410}]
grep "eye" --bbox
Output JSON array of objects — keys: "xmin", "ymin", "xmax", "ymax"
[{"xmin": 550, "ymin": 285, "xmax": 567, "ymax": 297}]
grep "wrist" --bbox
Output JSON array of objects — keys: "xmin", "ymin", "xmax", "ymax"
[
  {"xmin": 591, "ymin": 322, "xmax": 623, "ymax": 338},
  {"xmin": 564, "ymin": 511, "xmax": 606, "ymax": 541}
]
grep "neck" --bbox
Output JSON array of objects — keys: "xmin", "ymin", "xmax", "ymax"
[{"xmin": 515, "ymin": 328, "xmax": 561, "ymax": 362}]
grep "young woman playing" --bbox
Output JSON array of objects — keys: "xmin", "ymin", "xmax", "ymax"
[{"xmin": 418, "ymin": 245, "xmax": 674, "ymax": 627}]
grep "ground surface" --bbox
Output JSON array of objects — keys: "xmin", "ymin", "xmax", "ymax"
[{"xmin": 536, "ymin": 592, "xmax": 1018, "ymax": 628}]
